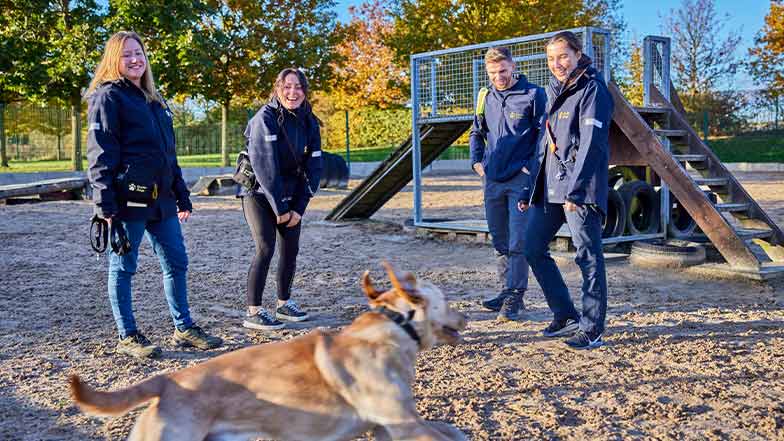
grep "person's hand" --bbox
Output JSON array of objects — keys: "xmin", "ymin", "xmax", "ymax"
[
  {"xmin": 178, "ymin": 210, "xmax": 192, "ymax": 223},
  {"xmin": 473, "ymin": 163, "xmax": 485, "ymax": 177},
  {"xmin": 517, "ymin": 201, "xmax": 529, "ymax": 212},
  {"xmin": 276, "ymin": 211, "xmax": 291, "ymax": 224},
  {"xmin": 286, "ymin": 211, "xmax": 302, "ymax": 227},
  {"xmin": 102, "ymin": 214, "xmax": 114, "ymax": 226},
  {"xmin": 564, "ymin": 201, "xmax": 579, "ymax": 212}
]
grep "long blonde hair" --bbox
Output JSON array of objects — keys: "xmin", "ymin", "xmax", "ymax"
[{"xmin": 86, "ymin": 31, "xmax": 162, "ymax": 104}]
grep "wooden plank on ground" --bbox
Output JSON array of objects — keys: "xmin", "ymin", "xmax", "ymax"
[{"xmin": 0, "ymin": 178, "xmax": 87, "ymax": 200}]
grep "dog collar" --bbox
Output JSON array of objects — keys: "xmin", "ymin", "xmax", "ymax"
[{"xmin": 373, "ymin": 306, "xmax": 421, "ymax": 348}]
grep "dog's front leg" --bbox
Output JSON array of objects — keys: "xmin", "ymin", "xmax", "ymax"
[{"xmin": 375, "ymin": 420, "xmax": 467, "ymax": 441}]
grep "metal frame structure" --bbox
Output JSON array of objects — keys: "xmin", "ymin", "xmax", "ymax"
[{"xmin": 409, "ymin": 27, "xmax": 612, "ymax": 233}]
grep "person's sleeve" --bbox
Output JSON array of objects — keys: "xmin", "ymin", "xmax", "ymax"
[
  {"xmin": 165, "ymin": 103, "xmax": 192, "ymax": 212},
  {"xmin": 292, "ymin": 114, "xmax": 323, "ymax": 215},
  {"xmin": 86, "ymin": 90, "xmax": 121, "ymax": 218},
  {"xmin": 519, "ymin": 88, "xmax": 548, "ymax": 203},
  {"xmin": 247, "ymin": 110, "xmax": 288, "ymax": 216},
  {"xmin": 469, "ymin": 94, "xmax": 488, "ymax": 170},
  {"xmin": 565, "ymin": 81, "xmax": 613, "ymax": 205}
]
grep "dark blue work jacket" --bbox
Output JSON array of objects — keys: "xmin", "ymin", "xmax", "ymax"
[
  {"xmin": 469, "ymin": 75, "xmax": 546, "ymax": 182},
  {"xmin": 525, "ymin": 56, "xmax": 614, "ymax": 212},
  {"xmin": 240, "ymin": 98, "xmax": 323, "ymax": 216},
  {"xmin": 86, "ymin": 78, "xmax": 192, "ymax": 221}
]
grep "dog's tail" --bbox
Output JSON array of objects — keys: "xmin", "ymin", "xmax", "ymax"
[{"xmin": 70, "ymin": 374, "xmax": 165, "ymax": 416}]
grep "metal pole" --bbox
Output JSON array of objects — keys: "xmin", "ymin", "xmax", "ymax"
[
  {"xmin": 702, "ymin": 111, "xmax": 709, "ymax": 141},
  {"xmin": 430, "ymin": 59, "xmax": 438, "ymax": 117},
  {"xmin": 344, "ymin": 110, "xmax": 350, "ymax": 174},
  {"xmin": 776, "ymin": 94, "xmax": 779, "ymax": 130},
  {"xmin": 412, "ymin": 57, "xmax": 423, "ymax": 224}
]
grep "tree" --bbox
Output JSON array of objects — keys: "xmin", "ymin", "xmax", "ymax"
[
  {"xmin": 38, "ymin": 1, "xmax": 106, "ymax": 171},
  {"xmin": 661, "ymin": 0, "xmax": 741, "ymax": 95},
  {"xmin": 386, "ymin": 0, "xmax": 624, "ymax": 64},
  {"xmin": 619, "ymin": 38, "xmax": 644, "ymax": 106},
  {"xmin": 329, "ymin": 0, "xmax": 407, "ymax": 110},
  {"xmin": 190, "ymin": 0, "xmax": 340, "ymax": 166},
  {"xmin": 0, "ymin": 0, "xmax": 50, "ymax": 167},
  {"xmin": 748, "ymin": 1, "xmax": 784, "ymax": 97}
]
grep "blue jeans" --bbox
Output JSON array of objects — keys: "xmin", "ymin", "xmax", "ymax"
[
  {"xmin": 524, "ymin": 202, "xmax": 607, "ymax": 335},
  {"xmin": 107, "ymin": 216, "xmax": 193, "ymax": 338},
  {"xmin": 484, "ymin": 172, "xmax": 530, "ymax": 292}
]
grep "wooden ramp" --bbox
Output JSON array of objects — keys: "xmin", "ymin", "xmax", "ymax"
[
  {"xmin": 610, "ymin": 81, "xmax": 784, "ymax": 275},
  {"xmin": 0, "ymin": 177, "xmax": 88, "ymax": 202},
  {"xmin": 326, "ymin": 120, "xmax": 471, "ymax": 221}
]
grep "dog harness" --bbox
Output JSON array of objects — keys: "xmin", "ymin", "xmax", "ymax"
[{"xmin": 373, "ymin": 306, "xmax": 421, "ymax": 348}]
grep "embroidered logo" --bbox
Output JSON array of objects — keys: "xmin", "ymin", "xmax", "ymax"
[
  {"xmin": 558, "ymin": 111, "xmax": 570, "ymax": 120},
  {"xmin": 508, "ymin": 111, "xmax": 524, "ymax": 120}
]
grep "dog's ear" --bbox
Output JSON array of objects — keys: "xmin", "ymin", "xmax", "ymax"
[
  {"xmin": 382, "ymin": 261, "xmax": 424, "ymax": 305},
  {"xmin": 361, "ymin": 270, "xmax": 381, "ymax": 300}
]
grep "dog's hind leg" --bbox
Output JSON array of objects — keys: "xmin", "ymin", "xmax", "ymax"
[
  {"xmin": 425, "ymin": 421, "xmax": 467, "ymax": 441},
  {"xmin": 378, "ymin": 420, "xmax": 466, "ymax": 441},
  {"xmin": 127, "ymin": 405, "xmax": 211, "ymax": 441}
]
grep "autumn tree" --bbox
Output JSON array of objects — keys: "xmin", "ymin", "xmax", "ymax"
[
  {"xmin": 330, "ymin": 0, "xmax": 407, "ymax": 110},
  {"xmin": 748, "ymin": 0, "xmax": 784, "ymax": 98},
  {"xmin": 620, "ymin": 38, "xmax": 644, "ymax": 106}
]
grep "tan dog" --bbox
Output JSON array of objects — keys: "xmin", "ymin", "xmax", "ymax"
[{"xmin": 71, "ymin": 263, "xmax": 468, "ymax": 441}]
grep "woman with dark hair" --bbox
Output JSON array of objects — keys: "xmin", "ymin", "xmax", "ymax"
[
  {"xmin": 240, "ymin": 68, "xmax": 323, "ymax": 330},
  {"xmin": 86, "ymin": 31, "xmax": 222, "ymax": 358},
  {"xmin": 518, "ymin": 31, "xmax": 613, "ymax": 350}
]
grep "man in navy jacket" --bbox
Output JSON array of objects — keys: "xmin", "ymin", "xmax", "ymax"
[
  {"xmin": 519, "ymin": 32, "xmax": 614, "ymax": 350},
  {"xmin": 470, "ymin": 46, "xmax": 546, "ymax": 321}
]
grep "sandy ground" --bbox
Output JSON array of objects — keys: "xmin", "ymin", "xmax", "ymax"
[{"xmin": 1, "ymin": 171, "xmax": 783, "ymax": 440}]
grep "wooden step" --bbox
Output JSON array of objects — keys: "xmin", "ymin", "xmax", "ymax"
[
  {"xmin": 692, "ymin": 228, "xmax": 773, "ymax": 242},
  {"xmin": 672, "ymin": 154, "xmax": 707, "ymax": 162},
  {"xmin": 715, "ymin": 203, "xmax": 750, "ymax": 212},
  {"xmin": 635, "ymin": 106, "xmax": 670, "ymax": 116},
  {"xmin": 654, "ymin": 129, "xmax": 688, "ymax": 138},
  {"xmin": 693, "ymin": 177, "xmax": 729, "ymax": 187}
]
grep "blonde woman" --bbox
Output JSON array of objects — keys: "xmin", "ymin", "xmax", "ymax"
[{"xmin": 86, "ymin": 31, "xmax": 222, "ymax": 358}]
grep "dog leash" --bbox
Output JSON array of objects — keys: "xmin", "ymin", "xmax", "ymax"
[
  {"xmin": 90, "ymin": 215, "xmax": 132, "ymax": 257},
  {"xmin": 373, "ymin": 306, "xmax": 421, "ymax": 348}
]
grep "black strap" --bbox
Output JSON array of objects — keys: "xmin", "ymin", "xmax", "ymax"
[
  {"xmin": 277, "ymin": 110, "xmax": 315, "ymax": 196},
  {"xmin": 89, "ymin": 215, "xmax": 131, "ymax": 255},
  {"xmin": 373, "ymin": 306, "xmax": 421, "ymax": 347}
]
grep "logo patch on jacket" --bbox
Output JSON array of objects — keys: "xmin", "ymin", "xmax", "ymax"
[
  {"xmin": 558, "ymin": 111, "xmax": 570, "ymax": 120},
  {"xmin": 508, "ymin": 111, "xmax": 524, "ymax": 120}
]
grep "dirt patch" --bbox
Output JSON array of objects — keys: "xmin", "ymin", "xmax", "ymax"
[{"xmin": 1, "ymin": 172, "xmax": 783, "ymax": 440}]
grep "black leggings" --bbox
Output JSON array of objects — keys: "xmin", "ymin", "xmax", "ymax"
[{"xmin": 241, "ymin": 194, "xmax": 301, "ymax": 306}]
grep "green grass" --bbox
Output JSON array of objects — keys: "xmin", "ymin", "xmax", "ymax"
[{"xmin": 707, "ymin": 130, "xmax": 784, "ymax": 163}]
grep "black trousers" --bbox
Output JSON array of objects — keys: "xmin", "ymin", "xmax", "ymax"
[{"xmin": 241, "ymin": 194, "xmax": 301, "ymax": 306}]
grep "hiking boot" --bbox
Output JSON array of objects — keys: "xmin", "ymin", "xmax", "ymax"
[
  {"xmin": 173, "ymin": 325, "xmax": 223, "ymax": 350},
  {"xmin": 243, "ymin": 310, "xmax": 285, "ymax": 331},
  {"xmin": 496, "ymin": 294, "xmax": 524, "ymax": 322},
  {"xmin": 276, "ymin": 300, "xmax": 309, "ymax": 322},
  {"xmin": 116, "ymin": 333, "xmax": 162, "ymax": 359},
  {"xmin": 542, "ymin": 318, "xmax": 580, "ymax": 338},
  {"xmin": 482, "ymin": 290, "xmax": 511, "ymax": 312},
  {"xmin": 565, "ymin": 329, "xmax": 604, "ymax": 350}
]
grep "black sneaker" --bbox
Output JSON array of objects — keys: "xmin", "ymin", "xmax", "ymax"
[
  {"xmin": 496, "ymin": 294, "xmax": 524, "ymax": 322},
  {"xmin": 116, "ymin": 333, "xmax": 161, "ymax": 359},
  {"xmin": 243, "ymin": 310, "xmax": 285, "ymax": 331},
  {"xmin": 173, "ymin": 325, "xmax": 223, "ymax": 350},
  {"xmin": 481, "ymin": 290, "xmax": 511, "ymax": 312},
  {"xmin": 542, "ymin": 318, "xmax": 580, "ymax": 337},
  {"xmin": 276, "ymin": 300, "xmax": 309, "ymax": 322},
  {"xmin": 565, "ymin": 330, "xmax": 604, "ymax": 350}
]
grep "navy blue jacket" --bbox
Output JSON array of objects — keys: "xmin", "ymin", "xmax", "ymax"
[
  {"xmin": 469, "ymin": 75, "xmax": 546, "ymax": 182},
  {"xmin": 525, "ymin": 56, "xmax": 614, "ymax": 212},
  {"xmin": 86, "ymin": 79, "xmax": 192, "ymax": 221},
  {"xmin": 240, "ymin": 98, "xmax": 323, "ymax": 216}
]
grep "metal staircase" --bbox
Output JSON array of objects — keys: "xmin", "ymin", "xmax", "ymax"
[{"xmin": 610, "ymin": 81, "xmax": 784, "ymax": 274}]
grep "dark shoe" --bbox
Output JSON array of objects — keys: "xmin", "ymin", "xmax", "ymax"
[
  {"xmin": 173, "ymin": 325, "xmax": 223, "ymax": 350},
  {"xmin": 482, "ymin": 290, "xmax": 511, "ymax": 312},
  {"xmin": 243, "ymin": 310, "xmax": 285, "ymax": 331},
  {"xmin": 565, "ymin": 330, "xmax": 604, "ymax": 350},
  {"xmin": 276, "ymin": 300, "xmax": 309, "ymax": 322},
  {"xmin": 116, "ymin": 333, "xmax": 161, "ymax": 359},
  {"xmin": 542, "ymin": 318, "xmax": 580, "ymax": 337},
  {"xmin": 496, "ymin": 294, "xmax": 524, "ymax": 322}
]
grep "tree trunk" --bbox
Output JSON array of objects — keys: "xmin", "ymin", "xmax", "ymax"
[
  {"xmin": 221, "ymin": 101, "xmax": 230, "ymax": 167},
  {"xmin": 0, "ymin": 102, "xmax": 7, "ymax": 167},
  {"xmin": 71, "ymin": 94, "xmax": 82, "ymax": 171}
]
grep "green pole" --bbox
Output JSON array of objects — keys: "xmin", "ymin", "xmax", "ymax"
[
  {"xmin": 344, "ymin": 110, "xmax": 350, "ymax": 173},
  {"xmin": 0, "ymin": 102, "xmax": 6, "ymax": 167},
  {"xmin": 776, "ymin": 94, "xmax": 779, "ymax": 131},
  {"xmin": 702, "ymin": 111, "xmax": 709, "ymax": 141}
]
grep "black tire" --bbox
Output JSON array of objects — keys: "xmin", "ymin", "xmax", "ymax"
[
  {"xmin": 319, "ymin": 152, "xmax": 349, "ymax": 189},
  {"xmin": 602, "ymin": 188, "xmax": 626, "ymax": 238},
  {"xmin": 658, "ymin": 190, "xmax": 718, "ymax": 239},
  {"xmin": 630, "ymin": 239, "xmax": 706, "ymax": 268},
  {"xmin": 618, "ymin": 180, "xmax": 660, "ymax": 235}
]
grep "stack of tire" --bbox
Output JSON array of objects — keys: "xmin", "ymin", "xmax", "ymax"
[
  {"xmin": 319, "ymin": 152, "xmax": 349, "ymax": 189},
  {"xmin": 602, "ymin": 178, "xmax": 660, "ymax": 239}
]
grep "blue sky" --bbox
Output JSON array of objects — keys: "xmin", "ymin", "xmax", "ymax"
[{"xmin": 334, "ymin": 0, "xmax": 772, "ymax": 87}]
